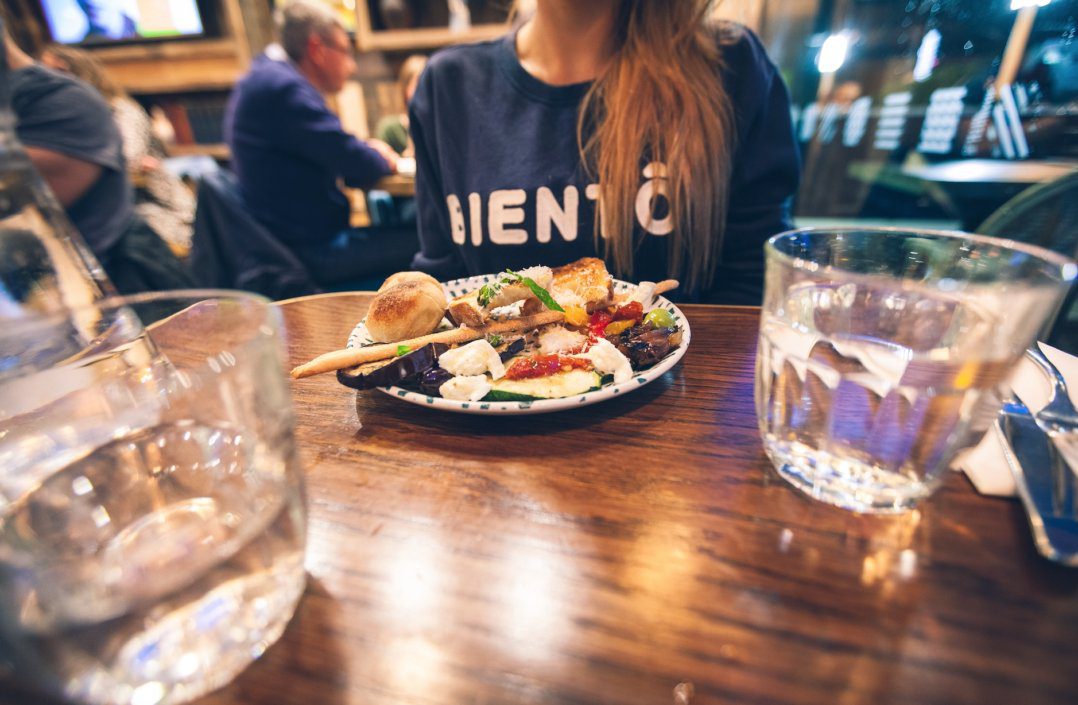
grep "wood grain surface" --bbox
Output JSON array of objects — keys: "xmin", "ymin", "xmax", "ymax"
[{"xmin": 3, "ymin": 293, "xmax": 1077, "ymax": 705}]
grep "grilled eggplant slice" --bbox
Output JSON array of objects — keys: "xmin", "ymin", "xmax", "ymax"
[
  {"xmin": 495, "ymin": 336, "xmax": 526, "ymax": 361},
  {"xmin": 606, "ymin": 325, "xmax": 681, "ymax": 369},
  {"xmin": 337, "ymin": 342, "xmax": 448, "ymax": 390}
]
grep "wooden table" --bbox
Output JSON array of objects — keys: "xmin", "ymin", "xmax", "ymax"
[
  {"xmin": 373, "ymin": 173, "xmax": 416, "ymax": 197},
  {"xmin": 3, "ymin": 293, "xmax": 1077, "ymax": 705}
]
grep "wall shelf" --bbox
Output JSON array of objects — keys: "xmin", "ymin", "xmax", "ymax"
[
  {"xmin": 91, "ymin": 0, "xmax": 252, "ymax": 94},
  {"xmin": 353, "ymin": 1, "xmax": 509, "ymax": 53},
  {"xmin": 354, "ymin": 24, "xmax": 507, "ymax": 52}
]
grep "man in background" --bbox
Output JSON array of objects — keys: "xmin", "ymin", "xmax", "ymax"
[{"xmin": 225, "ymin": 0, "xmax": 417, "ymax": 287}]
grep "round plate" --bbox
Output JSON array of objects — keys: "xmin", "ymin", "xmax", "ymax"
[{"xmin": 346, "ymin": 275, "xmax": 691, "ymax": 415}]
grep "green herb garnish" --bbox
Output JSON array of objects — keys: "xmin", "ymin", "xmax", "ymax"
[
  {"xmin": 396, "ymin": 345, "xmax": 411, "ymax": 356},
  {"xmin": 477, "ymin": 281, "xmax": 499, "ymax": 307},
  {"xmin": 486, "ymin": 333, "xmax": 503, "ymax": 347},
  {"xmin": 504, "ymin": 269, "xmax": 565, "ymax": 313},
  {"xmin": 476, "ymin": 269, "xmax": 565, "ymax": 313}
]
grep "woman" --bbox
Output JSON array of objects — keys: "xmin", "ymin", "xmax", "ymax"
[
  {"xmin": 41, "ymin": 44, "xmax": 196, "ymax": 255},
  {"xmin": 409, "ymin": 0, "xmax": 800, "ymax": 303}
]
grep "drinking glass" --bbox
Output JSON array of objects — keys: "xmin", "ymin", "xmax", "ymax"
[
  {"xmin": 0, "ymin": 291, "xmax": 307, "ymax": 705},
  {"xmin": 756, "ymin": 228, "xmax": 1075, "ymax": 513},
  {"xmin": 1, "ymin": 26, "xmax": 116, "ymax": 320}
]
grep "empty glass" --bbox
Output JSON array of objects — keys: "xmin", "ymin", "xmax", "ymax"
[
  {"xmin": 0, "ymin": 291, "xmax": 307, "ymax": 705},
  {"xmin": 756, "ymin": 228, "xmax": 1075, "ymax": 513}
]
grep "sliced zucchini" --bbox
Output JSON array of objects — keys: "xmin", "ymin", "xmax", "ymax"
[{"xmin": 484, "ymin": 369, "xmax": 603, "ymax": 401}]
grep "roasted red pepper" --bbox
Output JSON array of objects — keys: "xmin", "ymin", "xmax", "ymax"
[
  {"xmin": 612, "ymin": 301, "xmax": 644, "ymax": 322},
  {"xmin": 505, "ymin": 354, "xmax": 593, "ymax": 380}
]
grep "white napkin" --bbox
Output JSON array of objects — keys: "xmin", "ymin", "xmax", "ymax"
[
  {"xmin": 396, "ymin": 157, "xmax": 417, "ymax": 177},
  {"xmin": 953, "ymin": 343, "xmax": 1078, "ymax": 496}
]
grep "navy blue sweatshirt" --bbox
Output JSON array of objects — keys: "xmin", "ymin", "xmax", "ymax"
[
  {"xmin": 409, "ymin": 26, "xmax": 800, "ymax": 304},
  {"xmin": 225, "ymin": 54, "xmax": 392, "ymax": 246}
]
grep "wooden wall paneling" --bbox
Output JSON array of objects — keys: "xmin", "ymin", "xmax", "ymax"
[
  {"xmin": 353, "ymin": 0, "xmax": 509, "ymax": 53},
  {"xmin": 94, "ymin": 0, "xmax": 252, "ymax": 94}
]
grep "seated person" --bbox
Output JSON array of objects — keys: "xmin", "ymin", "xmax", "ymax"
[
  {"xmin": 372, "ymin": 53, "xmax": 426, "ymax": 226},
  {"xmin": 409, "ymin": 0, "xmax": 800, "ymax": 304},
  {"xmin": 41, "ymin": 44, "xmax": 197, "ymax": 256},
  {"xmin": 3, "ymin": 27, "xmax": 191, "ymax": 294},
  {"xmin": 225, "ymin": 0, "xmax": 417, "ymax": 287},
  {"xmin": 375, "ymin": 53, "xmax": 427, "ymax": 156}
]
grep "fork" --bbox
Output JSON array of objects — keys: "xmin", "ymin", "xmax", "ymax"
[{"xmin": 1025, "ymin": 347, "xmax": 1078, "ymax": 512}]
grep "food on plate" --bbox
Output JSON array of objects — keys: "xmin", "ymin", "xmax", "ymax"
[
  {"xmin": 428, "ymin": 292, "xmax": 681, "ymax": 402},
  {"xmin": 378, "ymin": 270, "xmax": 442, "ymax": 294},
  {"xmin": 447, "ymin": 258, "xmax": 616, "ymax": 327},
  {"xmin": 289, "ymin": 257, "xmax": 686, "ymax": 405},
  {"xmin": 547, "ymin": 257, "xmax": 615, "ymax": 311},
  {"xmin": 337, "ymin": 342, "xmax": 449, "ymax": 390},
  {"xmin": 291, "ymin": 310, "xmax": 562, "ymax": 379},
  {"xmin": 437, "ymin": 339, "xmax": 507, "ymax": 379},
  {"xmin": 365, "ymin": 271, "xmax": 448, "ymax": 343}
]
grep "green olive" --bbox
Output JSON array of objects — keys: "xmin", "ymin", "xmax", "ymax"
[{"xmin": 644, "ymin": 309, "xmax": 676, "ymax": 329}]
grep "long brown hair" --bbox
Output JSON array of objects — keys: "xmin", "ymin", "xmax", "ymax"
[
  {"xmin": 41, "ymin": 44, "xmax": 127, "ymax": 102},
  {"xmin": 517, "ymin": 1, "xmax": 735, "ymax": 292}
]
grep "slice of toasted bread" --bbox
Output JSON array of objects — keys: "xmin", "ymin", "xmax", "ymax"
[{"xmin": 550, "ymin": 257, "xmax": 614, "ymax": 311}]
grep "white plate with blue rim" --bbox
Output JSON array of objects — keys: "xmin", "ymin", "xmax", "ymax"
[{"xmin": 345, "ymin": 274, "xmax": 691, "ymax": 415}]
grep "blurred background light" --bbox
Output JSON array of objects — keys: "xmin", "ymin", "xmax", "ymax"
[
  {"xmin": 1010, "ymin": 0, "xmax": 1051, "ymax": 10},
  {"xmin": 817, "ymin": 33, "xmax": 850, "ymax": 74}
]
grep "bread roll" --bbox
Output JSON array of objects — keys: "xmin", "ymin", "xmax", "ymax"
[
  {"xmin": 378, "ymin": 271, "xmax": 443, "ymax": 297},
  {"xmin": 366, "ymin": 280, "xmax": 447, "ymax": 343}
]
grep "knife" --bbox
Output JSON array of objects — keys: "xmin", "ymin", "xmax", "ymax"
[{"xmin": 997, "ymin": 399, "xmax": 1078, "ymax": 566}]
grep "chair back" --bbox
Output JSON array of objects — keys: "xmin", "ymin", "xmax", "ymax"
[
  {"xmin": 190, "ymin": 170, "xmax": 321, "ymax": 300},
  {"xmin": 977, "ymin": 169, "xmax": 1078, "ymax": 353}
]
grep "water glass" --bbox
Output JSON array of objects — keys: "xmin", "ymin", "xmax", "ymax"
[
  {"xmin": 0, "ymin": 291, "xmax": 307, "ymax": 705},
  {"xmin": 756, "ymin": 228, "xmax": 1075, "ymax": 513}
]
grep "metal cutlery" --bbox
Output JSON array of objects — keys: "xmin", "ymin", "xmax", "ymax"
[
  {"xmin": 997, "ymin": 399, "xmax": 1078, "ymax": 566},
  {"xmin": 996, "ymin": 345, "xmax": 1078, "ymax": 565},
  {"xmin": 1026, "ymin": 346, "xmax": 1078, "ymax": 473}
]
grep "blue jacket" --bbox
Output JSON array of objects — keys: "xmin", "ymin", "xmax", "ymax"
[{"xmin": 225, "ymin": 54, "xmax": 392, "ymax": 246}]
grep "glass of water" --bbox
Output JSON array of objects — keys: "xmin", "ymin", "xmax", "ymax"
[
  {"xmin": 756, "ymin": 228, "xmax": 1075, "ymax": 513},
  {"xmin": 0, "ymin": 291, "xmax": 307, "ymax": 704}
]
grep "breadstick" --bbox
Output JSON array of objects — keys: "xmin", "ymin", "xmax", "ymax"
[
  {"xmin": 291, "ymin": 310, "xmax": 564, "ymax": 379},
  {"xmin": 614, "ymin": 279, "xmax": 680, "ymax": 303},
  {"xmin": 654, "ymin": 279, "xmax": 679, "ymax": 297}
]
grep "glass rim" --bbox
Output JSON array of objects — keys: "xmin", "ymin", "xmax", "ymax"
[
  {"xmin": 766, "ymin": 226, "xmax": 1078, "ymax": 282},
  {"xmin": 2, "ymin": 288, "xmax": 276, "ymax": 336}
]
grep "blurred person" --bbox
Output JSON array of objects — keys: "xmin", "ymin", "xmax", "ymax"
[
  {"xmin": 376, "ymin": 54, "xmax": 427, "ymax": 156},
  {"xmin": 409, "ymin": 0, "xmax": 800, "ymax": 304},
  {"xmin": 41, "ymin": 43, "xmax": 196, "ymax": 254},
  {"xmin": 225, "ymin": 0, "xmax": 417, "ymax": 287},
  {"xmin": 2, "ymin": 27, "xmax": 192, "ymax": 293}
]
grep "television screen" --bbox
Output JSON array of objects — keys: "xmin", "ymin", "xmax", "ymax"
[{"xmin": 41, "ymin": 0, "xmax": 205, "ymax": 45}]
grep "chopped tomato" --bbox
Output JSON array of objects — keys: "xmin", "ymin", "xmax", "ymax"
[
  {"xmin": 612, "ymin": 301, "xmax": 644, "ymax": 322},
  {"xmin": 505, "ymin": 354, "xmax": 593, "ymax": 380},
  {"xmin": 588, "ymin": 310, "xmax": 613, "ymax": 338}
]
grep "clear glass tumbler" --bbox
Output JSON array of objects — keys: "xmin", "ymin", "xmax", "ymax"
[
  {"xmin": 756, "ymin": 228, "xmax": 1075, "ymax": 513},
  {"xmin": 0, "ymin": 291, "xmax": 307, "ymax": 705}
]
